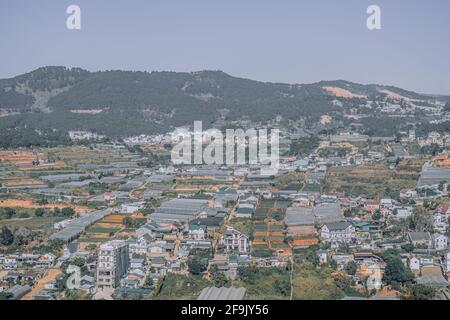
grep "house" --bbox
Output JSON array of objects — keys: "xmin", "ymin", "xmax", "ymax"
[
  {"xmin": 239, "ymin": 194, "xmax": 259, "ymax": 205},
  {"xmin": 37, "ymin": 253, "xmax": 56, "ymax": 268},
  {"xmin": 221, "ymin": 227, "xmax": 249, "ymax": 253},
  {"xmin": 444, "ymin": 250, "xmax": 450, "ymax": 276},
  {"xmin": 365, "ymin": 199, "xmax": 381, "ymax": 212},
  {"xmin": 393, "ymin": 206, "xmax": 413, "ymax": 219},
  {"xmin": 120, "ymin": 202, "xmax": 145, "ymax": 214},
  {"xmin": 433, "ymin": 234, "xmax": 448, "ymax": 251},
  {"xmin": 148, "ymin": 241, "xmax": 171, "ymax": 254},
  {"xmin": 293, "ymin": 196, "xmax": 311, "ymax": 208},
  {"xmin": 331, "ymin": 254, "xmax": 353, "ymax": 270},
  {"xmin": 3, "ymin": 256, "xmax": 17, "ymax": 269},
  {"xmin": 435, "ymin": 204, "xmax": 450, "ymax": 217},
  {"xmin": 188, "ymin": 223, "xmax": 207, "ymax": 240},
  {"xmin": 380, "ymin": 198, "xmax": 394, "ymax": 211},
  {"xmin": 409, "ymin": 256, "xmax": 420, "ymax": 272},
  {"xmin": 121, "ymin": 278, "xmax": 141, "ymax": 289},
  {"xmin": 33, "ymin": 290, "xmax": 55, "ymax": 300},
  {"xmin": 408, "ymin": 232, "xmax": 432, "ymax": 248},
  {"xmin": 235, "ymin": 206, "xmax": 253, "ymax": 219},
  {"xmin": 419, "ymin": 255, "xmax": 434, "ymax": 266},
  {"xmin": 189, "ymin": 217, "xmax": 224, "ymax": 236},
  {"xmin": 317, "ymin": 250, "xmax": 328, "ymax": 264},
  {"xmin": 80, "ymin": 275, "xmax": 95, "ymax": 292},
  {"xmin": 366, "ymin": 264, "xmax": 383, "ymax": 291},
  {"xmin": 399, "ymin": 189, "xmax": 417, "ymax": 199},
  {"xmin": 150, "ymin": 256, "xmax": 166, "ymax": 270},
  {"xmin": 62, "ymin": 242, "xmax": 80, "ymax": 259},
  {"xmin": 320, "ymin": 221, "xmax": 356, "ymax": 244},
  {"xmin": 130, "ymin": 258, "xmax": 145, "ymax": 270},
  {"xmin": 44, "ymin": 279, "xmax": 58, "ymax": 291},
  {"xmin": 129, "ymin": 239, "xmax": 149, "ymax": 257},
  {"xmin": 433, "ymin": 215, "xmax": 449, "ymax": 234}
]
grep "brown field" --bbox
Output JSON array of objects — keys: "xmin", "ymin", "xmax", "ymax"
[
  {"xmin": 253, "ymin": 231, "xmax": 284, "ymax": 237},
  {"xmin": 0, "ymin": 150, "xmax": 40, "ymax": 162},
  {"xmin": 0, "ymin": 199, "xmax": 91, "ymax": 213},
  {"xmin": 0, "ymin": 150, "xmax": 66, "ymax": 170},
  {"xmin": 322, "ymin": 86, "xmax": 367, "ymax": 99},
  {"xmin": 432, "ymin": 152, "xmax": 450, "ymax": 168},
  {"xmin": 2, "ymin": 178, "xmax": 44, "ymax": 187},
  {"xmin": 86, "ymin": 233, "xmax": 112, "ymax": 238},
  {"xmin": 18, "ymin": 160, "xmax": 65, "ymax": 171},
  {"xmin": 94, "ymin": 222, "xmax": 122, "ymax": 228},
  {"xmin": 102, "ymin": 215, "xmax": 126, "ymax": 223}
]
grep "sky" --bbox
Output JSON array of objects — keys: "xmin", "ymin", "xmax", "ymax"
[{"xmin": 0, "ymin": 0, "xmax": 449, "ymax": 94}]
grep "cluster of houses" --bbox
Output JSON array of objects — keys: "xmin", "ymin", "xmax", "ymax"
[{"xmin": 2, "ymin": 127, "xmax": 450, "ymax": 300}]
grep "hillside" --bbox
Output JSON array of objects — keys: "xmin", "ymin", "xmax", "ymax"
[{"xmin": 0, "ymin": 66, "xmax": 448, "ymax": 146}]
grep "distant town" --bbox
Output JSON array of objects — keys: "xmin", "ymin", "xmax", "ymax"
[{"xmin": 1, "ymin": 104, "xmax": 450, "ymax": 300}]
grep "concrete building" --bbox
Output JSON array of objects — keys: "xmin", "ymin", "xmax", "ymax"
[
  {"xmin": 97, "ymin": 240, "xmax": 129, "ymax": 290},
  {"xmin": 221, "ymin": 227, "xmax": 249, "ymax": 253},
  {"xmin": 320, "ymin": 221, "xmax": 356, "ymax": 244}
]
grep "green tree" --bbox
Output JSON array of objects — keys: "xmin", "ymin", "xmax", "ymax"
[
  {"xmin": 345, "ymin": 261, "xmax": 357, "ymax": 276},
  {"xmin": 61, "ymin": 207, "xmax": 75, "ymax": 217},
  {"xmin": 0, "ymin": 227, "xmax": 14, "ymax": 246},
  {"xmin": 409, "ymin": 206, "xmax": 433, "ymax": 232},
  {"xmin": 35, "ymin": 208, "xmax": 46, "ymax": 217},
  {"xmin": 144, "ymin": 276, "xmax": 154, "ymax": 287},
  {"xmin": 401, "ymin": 284, "xmax": 435, "ymax": 300},
  {"xmin": 0, "ymin": 292, "xmax": 13, "ymax": 300},
  {"xmin": 1, "ymin": 207, "xmax": 16, "ymax": 219},
  {"xmin": 209, "ymin": 265, "xmax": 229, "ymax": 287},
  {"xmin": 187, "ymin": 257, "xmax": 206, "ymax": 275},
  {"xmin": 305, "ymin": 245, "xmax": 320, "ymax": 267},
  {"xmin": 383, "ymin": 254, "xmax": 414, "ymax": 286}
]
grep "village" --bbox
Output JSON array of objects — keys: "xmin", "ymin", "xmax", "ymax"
[{"xmin": 1, "ymin": 126, "xmax": 450, "ymax": 301}]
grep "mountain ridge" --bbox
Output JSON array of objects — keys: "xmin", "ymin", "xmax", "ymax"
[{"xmin": 0, "ymin": 66, "xmax": 448, "ymax": 146}]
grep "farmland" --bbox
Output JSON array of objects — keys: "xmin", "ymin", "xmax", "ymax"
[
  {"xmin": 251, "ymin": 200, "xmax": 290, "ymax": 257},
  {"xmin": 322, "ymin": 160, "xmax": 428, "ymax": 198}
]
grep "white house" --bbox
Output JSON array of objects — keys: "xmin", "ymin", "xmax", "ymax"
[
  {"xmin": 444, "ymin": 251, "xmax": 450, "ymax": 275},
  {"xmin": 120, "ymin": 202, "xmax": 144, "ymax": 214},
  {"xmin": 317, "ymin": 251, "xmax": 328, "ymax": 264},
  {"xmin": 189, "ymin": 224, "xmax": 207, "ymax": 240},
  {"xmin": 409, "ymin": 256, "xmax": 420, "ymax": 272},
  {"xmin": 320, "ymin": 221, "xmax": 356, "ymax": 244},
  {"xmin": 393, "ymin": 206, "xmax": 413, "ymax": 219},
  {"xmin": 366, "ymin": 264, "xmax": 383, "ymax": 291},
  {"xmin": 37, "ymin": 253, "xmax": 56, "ymax": 268},
  {"xmin": 3, "ymin": 256, "xmax": 17, "ymax": 269},
  {"xmin": 129, "ymin": 239, "xmax": 149, "ymax": 257},
  {"xmin": 400, "ymin": 189, "xmax": 417, "ymax": 199},
  {"xmin": 433, "ymin": 214, "xmax": 449, "ymax": 234},
  {"xmin": 433, "ymin": 234, "xmax": 448, "ymax": 251},
  {"xmin": 221, "ymin": 227, "xmax": 249, "ymax": 253}
]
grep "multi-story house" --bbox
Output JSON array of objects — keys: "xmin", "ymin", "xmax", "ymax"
[
  {"xmin": 96, "ymin": 240, "xmax": 129, "ymax": 290},
  {"xmin": 444, "ymin": 250, "xmax": 450, "ymax": 276},
  {"xmin": 433, "ymin": 234, "xmax": 448, "ymax": 251},
  {"xmin": 320, "ymin": 221, "xmax": 356, "ymax": 244},
  {"xmin": 221, "ymin": 227, "xmax": 249, "ymax": 253},
  {"xmin": 129, "ymin": 235, "xmax": 151, "ymax": 257}
]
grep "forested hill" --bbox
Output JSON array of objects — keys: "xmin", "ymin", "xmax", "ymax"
[{"xmin": 0, "ymin": 66, "xmax": 448, "ymax": 146}]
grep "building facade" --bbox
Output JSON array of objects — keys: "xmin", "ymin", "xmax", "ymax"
[{"xmin": 97, "ymin": 240, "xmax": 129, "ymax": 289}]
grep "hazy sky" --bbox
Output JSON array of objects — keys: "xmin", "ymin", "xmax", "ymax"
[{"xmin": 1, "ymin": 0, "xmax": 449, "ymax": 94}]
